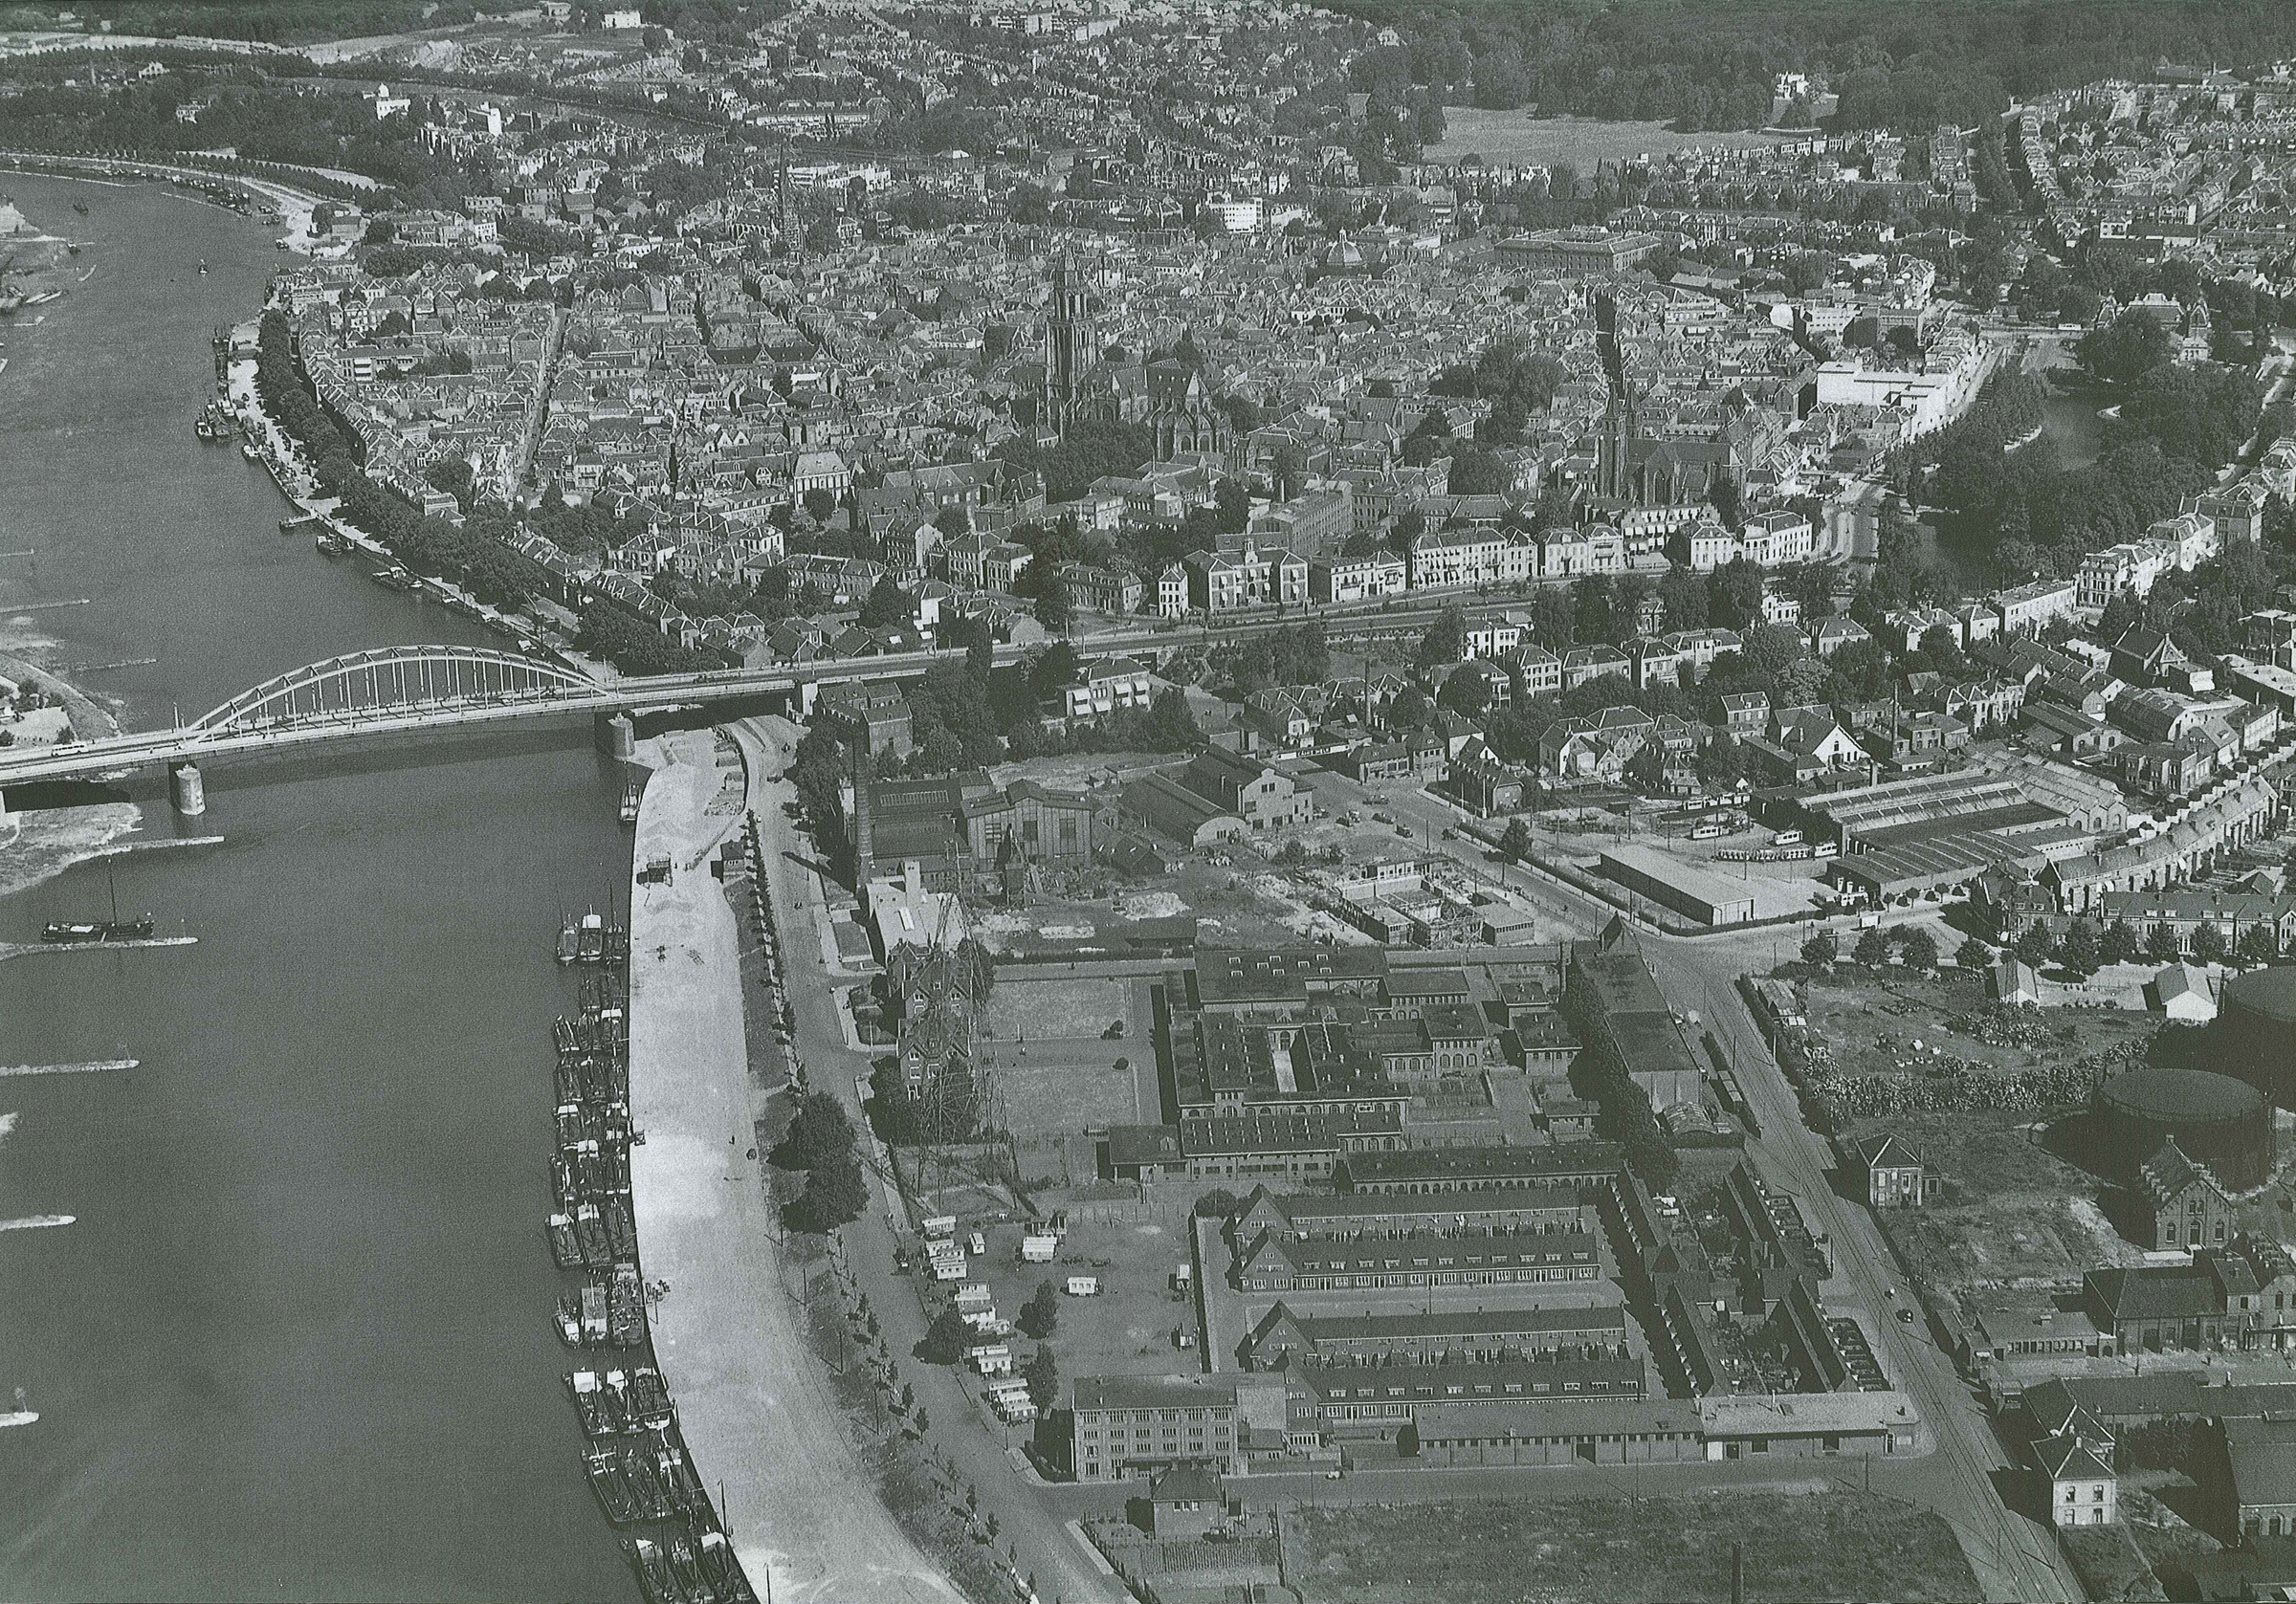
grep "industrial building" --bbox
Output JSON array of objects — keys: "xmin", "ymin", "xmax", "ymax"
[{"xmin": 1597, "ymin": 845, "xmax": 1755, "ymax": 927}]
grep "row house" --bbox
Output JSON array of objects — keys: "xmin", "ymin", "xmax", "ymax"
[
  {"xmin": 1309, "ymin": 550, "xmax": 1408, "ymax": 604},
  {"xmin": 1737, "ymin": 509, "xmax": 1816, "ymax": 566},
  {"xmin": 1058, "ymin": 561, "xmax": 1143, "ymax": 616},
  {"xmin": 1408, "ymin": 527, "xmax": 1533, "ymax": 591}
]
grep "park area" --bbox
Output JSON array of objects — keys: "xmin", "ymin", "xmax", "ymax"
[
  {"xmin": 1287, "ymin": 1489, "xmax": 1976, "ymax": 1603},
  {"xmin": 1426, "ymin": 109, "xmax": 1794, "ymax": 167}
]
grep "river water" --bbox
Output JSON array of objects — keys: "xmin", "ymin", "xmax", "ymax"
[{"xmin": 0, "ymin": 175, "xmax": 641, "ymax": 1600}]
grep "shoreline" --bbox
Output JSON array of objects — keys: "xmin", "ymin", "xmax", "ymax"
[{"xmin": 625, "ymin": 728, "xmax": 961, "ymax": 1604}]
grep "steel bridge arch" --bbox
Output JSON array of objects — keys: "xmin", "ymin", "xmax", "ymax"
[{"xmin": 190, "ymin": 646, "xmax": 601, "ymax": 736}]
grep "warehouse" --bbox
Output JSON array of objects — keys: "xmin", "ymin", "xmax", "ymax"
[{"xmin": 1598, "ymin": 845, "xmax": 1755, "ymax": 927}]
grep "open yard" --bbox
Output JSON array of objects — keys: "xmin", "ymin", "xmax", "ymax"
[
  {"xmin": 987, "ymin": 976, "xmax": 1138, "ymax": 1044},
  {"xmin": 952, "ymin": 1205, "xmax": 1201, "ymax": 1382},
  {"xmin": 1800, "ymin": 972, "xmax": 2154, "ymax": 1083},
  {"xmin": 1426, "ymin": 109, "xmax": 1796, "ymax": 167},
  {"xmin": 1289, "ymin": 1489, "xmax": 1976, "ymax": 1604}
]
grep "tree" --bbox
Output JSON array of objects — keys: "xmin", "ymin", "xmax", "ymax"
[
  {"xmin": 1019, "ymin": 1280, "xmax": 1059, "ymax": 1339},
  {"xmin": 1899, "ymin": 929, "xmax": 1939, "ymax": 973},
  {"xmin": 2146, "ymin": 922, "xmax": 2183, "ymax": 963},
  {"xmin": 2015, "ymin": 924, "xmax": 2057, "ymax": 966},
  {"xmin": 919, "ymin": 1310, "xmax": 970, "ymax": 1365},
  {"xmin": 2059, "ymin": 919, "xmax": 2100, "ymax": 976},
  {"xmin": 1191, "ymin": 1188, "xmax": 1241, "ymax": 1219},
  {"xmin": 1853, "ymin": 926, "xmax": 1892, "ymax": 967},
  {"xmin": 858, "ymin": 575, "xmax": 913, "ymax": 628},
  {"xmin": 802, "ymin": 486, "xmax": 837, "ymax": 522},
  {"xmin": 2191, "ymin": 922, "xmax": 2227, "ymax": 964},
  {"xmin": 2078, "ymin": 308, "xmax": 2174, "ymax": 387},
  {"xmin": 2238, "ymin": 921, "xmax": 2280, "ymax": 965},
  {"xmin": 1500, "ymin": 818, "xmax": 1532, "ymax": 859},
  {"xmin": 1800, "ymin": 930, "xmax": 1839, "ymax": 966},
  {"xmin": 1414, "ymin": 604, "xmax": 1468, "ymax": 671},
  {"xmin": 787, "ymin": 1145, "xmax": 868, "ymax": 1232},
  {"xmin": 1023, "ymin": 1344, "xmax": 1060, "ymax": 1412},
  {"xmin": 1214, "ymin": 476, "xmax": 1250, "ymax": 533},
  {"xmin": 2101, "ymin": 919, "xmax": 2141, "ymax": 964},
  {"xmin": 1955, "ymin": 934, "xmax": 1993, "ymax": 970}
]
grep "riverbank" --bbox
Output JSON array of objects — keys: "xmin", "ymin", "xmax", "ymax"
[{"xmin": 626, "ymin": 727, "xmax": 961, "ymax": 1604}]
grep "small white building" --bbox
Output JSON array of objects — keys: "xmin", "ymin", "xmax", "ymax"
[
  {"xmin": 2152, "ymin": 961, "xmax": 2218, "ymax": 1022},
  {"xmin": 2037, "ymin": 1433, "xmax": 2117, "ymax": 1527}
]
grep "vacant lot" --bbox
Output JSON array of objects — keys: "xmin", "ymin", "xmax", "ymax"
[
  {"xmin": 1427, "ymin": 109, "xmax": 1796, "ymax": 167},
  {"xmin": 1801, "ymin": 971, "xmax": 2152, "ymax": 1081},
  {"xmin": 994, "ymin": 1054, "xmax": 1142, "ymax": 1136},
  {"xmin": 988, "ymin": 976, "xmax": 1137, "ymax": 1044},
  {"xmin": 1290, "ymin": 1490, "xmax": 1976, "ymax": 1604},
  {"xmin": 956, "ymin": 1209, "xmax": 1199, "ymax": 1382}
]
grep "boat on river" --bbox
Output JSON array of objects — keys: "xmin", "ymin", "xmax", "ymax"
[
  {"xmin": 555, "ymin": 1292, "xmax": 583, "ymax": 1346},
  {"xmin": 569, "ymin": 1370, "xmax": 628, "ymax": 1438},
  {"xmin": 315, "ymin": 531, "xmax": 353, "ymax": 557},
  {"xmin": 608, "ymin": 1262, "xmax": 645, "ymax": 1348},
  {"xmin": 620, "ymin": 783, "xmax": 640, "ymax": 824},
  {"xmin": 581, "ymin": 1280, "xmax": 609, "ymax": 1345},
  {"xmin": 626, "ymin": 1367, "xmax": 673, "ymax": 1431},
  {"xmin": 606, "ymin": 1194, "xmax": 638, "ymax": 1262},
  {"xmin": 575, "ymin": 1201, "xmax": 611, "ymax": 1267},
  {"xmin": 546, "ymin": 1211, "xmax": 581, "ymax": 1268},
  {"xmin": 667, "ymin": 1534, "xmax": 708, "ymax": 1600},
  {"xmin": 577, "ymin": 908, "xmax": 606, "ymax": 965},
  {"xmin": 585, "ymin": 1445, "xmax": 639, "ymax": 1526},
  {"xmin": 696, "ymin": 1531, "xmax": 754, "ymax": 1603},
  {"xmin": 623, "ymin": 1536, "xmax": 677, "ymax": 1604},
  {"xmin": 556, "ymin": 919, "xmax": 580, "ymax": 964}
]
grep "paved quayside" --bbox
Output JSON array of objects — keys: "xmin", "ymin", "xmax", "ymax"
[{"xmin": 627, "ymin": 729, "xmax": 960, "ymax": 1604}]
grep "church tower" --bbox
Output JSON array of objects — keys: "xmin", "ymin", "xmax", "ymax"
[{"xmin": 1047, "ymin": 253, "xmax": 1097, "ymax": 435}]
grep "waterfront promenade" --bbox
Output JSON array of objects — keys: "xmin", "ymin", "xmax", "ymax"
[{"xmin": 627, "ymin": 730, "xmax": 960, "ymax": 1604}]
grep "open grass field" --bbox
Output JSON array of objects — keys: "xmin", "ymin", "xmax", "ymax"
[
  {"xmin": 959, "ymin": 1210, "xmax": 1198, "ymax": 1380},
  {"xmin": 986, "ymin": 976, "xmax": 1137, "ymax": 1044},
  {"xmin": 1290, "ymin": 1489, "xmax": 1976, "ymax": 1604},
  {"xmin": 993, "ymin": 1054, "xmax": 1141, "ymax": 1136},
  {"xmin": 1427, "ymin": 109, "xmax": 1795, "ymax": 167}
]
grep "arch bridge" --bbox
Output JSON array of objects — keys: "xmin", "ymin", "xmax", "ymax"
[{"xmin": 189, "ymin": 646, "xmax": 602, "ymax": 736}]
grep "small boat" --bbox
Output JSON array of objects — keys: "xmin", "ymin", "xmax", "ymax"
[
  {"xmin": 620, "ymin": 783, "xmax": 641, "ymax": 824},
  {"xmin": 374, "ymin": 566, "xmax": 419, "ymax": 591},
  {"xmin": 568, "ymin": 1370, "xmax": 616, "ymax": 1437},
  {"xmin": 626, "ymin": 1451, "xmax": 677, "ymax": 1521},
  {"xmin": 555, "ymin": 1292, "xmax": 583, "ymax": 1346},
  {"xmin": 578, "ymin": 909, "xmax": 606, "ymax": 965},
  {"xmin": 71, "ymin": 200, "xmax": 87, "ymax": 215},
  {"xmin": 624, "ymin": 1537, "xmax": 677, "ymax": 1604},
  {"xmin": 581, "ymin": 1281, "xmax": 610, "ymax": 1345},
  {"xmin": 609, "ymin": 1262, "xmax": 646, "ymax": 1348},
  {"xmin": 100, "ymin": 915, "xmax": 154, "ymax": 941},
  {"xmin": 197, "ymin": 259, "xmax": 207, "ymax": 275},
  {"xmin": 668, "ymin": 1534, "xmax": 708, "ymax": 1601},
  {"xmin": 626, "ymin": 1368, "xmax": 673, "ymax": 1431},
  {"xmin": 605, "ymin": 926, "xmax": 629, "ymax": 967},
  {"xmin": 606, "ymin": 1194, "xmax": 638, "ymax": 1262},
  {"xmin": 696, "ymin": 1531, "xmax": 755, "ymax": 1604},
  {"xmin": 240, "ymin": 441, "xmax": 260, "ymax": 462},
  {"xmin": 40, "ymin": 921, "xmax": 102, "ymax": 945},
  {"xmin": 195, "ymin": 415, "xmax": 214, "ymax": 441},
  {"xmin": 576, "ymin": 1202, "xmax": 611, "ymax": 1268},
  {"xmin": 316, "ymin": 531, "xmax": 353, "ymax": 557},
  {"xmin": 554, "ymin": 1056, "xmax": 582, "ymax": 1104},
  {"xmin": 585, "ymin": 1446, "xmax": 640, "ymax": 1526},
  {"xmin": 552, "ymin": 1016, "xmax": 578, "ymax": 1054},
  {"xmin": 547, "ymin": 1212, "xmax": 582, "ymax": 1269}
]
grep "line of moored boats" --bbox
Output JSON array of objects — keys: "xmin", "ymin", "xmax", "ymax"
[{"xmin": 544, "ymin": 916, "xmax": 755, "ymax": 1604}]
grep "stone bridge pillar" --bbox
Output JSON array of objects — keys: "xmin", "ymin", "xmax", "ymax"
[
  {"xmin": 797, "ymin": 679, "xmax": 820, "ymax": 717},
  {"xmin": 594, "ymin": 712, "xmax": 635, "ymax": 760},
  {"xmin": 169, "ymin": 761, "xmax": 207, "ymax": 816}
]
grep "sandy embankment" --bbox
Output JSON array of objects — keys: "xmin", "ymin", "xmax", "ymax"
[{"xmin": 626, "ymin": 730, "xmax": 960, "ymax": 1604}]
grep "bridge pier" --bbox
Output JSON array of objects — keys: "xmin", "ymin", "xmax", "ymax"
[
  {"xmin": 168, "ymin": 761, "xmax": 207, "ymax": 816},
  {"xmin": 594, "ymin": 712, "xmax": 635, "ymax": 761},
  {"xmin": 796, "ymin": 680, "xmax": 819, "ymax": 717}
]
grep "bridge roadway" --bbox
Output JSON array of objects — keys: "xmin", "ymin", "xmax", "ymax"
[{"xmin": 0, "ymin": 598, "xmax": 1509, "ymax": 791}]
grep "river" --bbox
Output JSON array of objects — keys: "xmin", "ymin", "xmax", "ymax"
[{"xmin": 0, "ymin": 175, "xmax": 642, "ymax": 1601}]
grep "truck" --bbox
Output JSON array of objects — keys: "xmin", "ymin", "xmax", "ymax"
[
  {"xmin": 1065, "ymin": 1275, "xmax": 1101, "ymax": 1297},
  {"xmin": 1020, "ymin": 1234, "xmax": 1058, "ymax": 1263}
]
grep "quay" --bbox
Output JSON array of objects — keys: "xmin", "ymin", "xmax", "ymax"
[{"xmin": 625, "ymin": 729, "xmax": 960, "ymax": 1604}]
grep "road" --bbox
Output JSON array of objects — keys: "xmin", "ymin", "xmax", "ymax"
[{"xmin": 735, "ymin": 716, "xmax": 1132, "ymax": 1604}]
